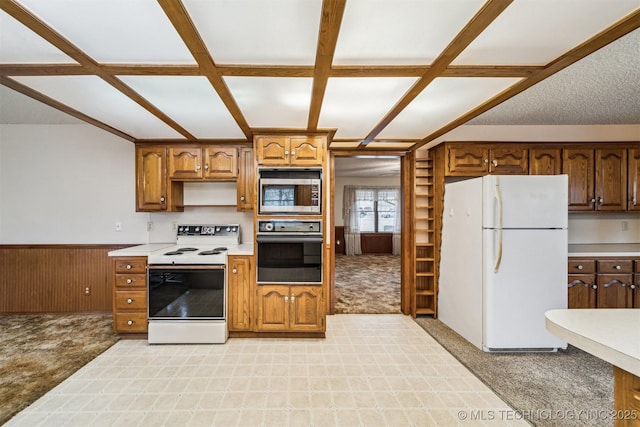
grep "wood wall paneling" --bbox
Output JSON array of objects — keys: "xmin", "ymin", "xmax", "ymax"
[{"xmin": 0, "ymin": 245, "xmax": 130, "ymax": 313}]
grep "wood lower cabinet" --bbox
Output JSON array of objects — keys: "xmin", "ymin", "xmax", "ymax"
[
  {"xmin": 227, "ymin": 255, "xmax": 253, "ymax": 331},
  {"xmin": 255, "ymin": 285, "xmax": 324, "ymax": 332},
  {"xmin": 112, "ymin": 257, "xmax": 148, "ymax": 334},
  {"xmin": 568, "ymin": 257, "xmax": 637, "ymax": 309}
]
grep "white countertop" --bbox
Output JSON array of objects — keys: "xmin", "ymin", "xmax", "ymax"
[
  {"xmin": 545, "ymin": 309, "xmax": 640, "ymax": 377},
  {"xmin": 568, "ymin": 243, "xmax": 640, "ymax": 257},
  {"xmin": 108, "ymin": 242, "xmax": 254, "ymax": 257}
]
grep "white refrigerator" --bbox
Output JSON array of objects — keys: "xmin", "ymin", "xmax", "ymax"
[{"xmin": 438, "ymin": 175, "xmax": 568, "ymax": 352}]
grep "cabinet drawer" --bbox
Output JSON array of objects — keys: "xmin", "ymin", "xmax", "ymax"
[
  {"xmin": 115, "ymin": 258, "xmax": 146, "ymax": 273},
  {"xmin": 114, "ymin": 312, "xmax": 147, "ymax": 333},
  {"xmin": 114, "ymin": 290, "xmax": 147, "ymax": 310},
  {"xmin": 597, "ymin": 260, "xmax": 633, "ymax": 274},
  {"xmin": 567, "ymin": 259, "xmax": 596, "ymax": 274},
  {"xmin": 115, "ymin": 273, "xmax": 147, "ymax": 288}
]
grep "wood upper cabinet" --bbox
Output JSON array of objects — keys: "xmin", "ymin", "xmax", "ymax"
[
  {"xmin": 628, "ymin": 148, "xmax": 640, "ymax": 211},
  {"xmin": 255, "ymin": 135, "xmax": 325, "ymax": 166},
  {"xmin": 529, "ymin": 147, "xmax": 561, "ymax": 175},
  {"xmin": 169, "ymin": 146, "xmax": 238, "ymax": 180},
  {"xmin": 228, "ymin": 255, "xmax": 253, "ymax": 331},
  {"xmin": 595, "ymin": 148, "xmax": 627, "ymax": 211},
  {"xmin": 489, "ymin": 147, "xmax": 528, "ymax": 175},
  {"xmin": 136, "ymin": 146, "xmax": 175, "ymax": 212},
  {"xmin": 255, "ymin": 285, "xmax": 324, "ymax": 332},
  {"xmin": 236, "ymin": 147, "xmax": 255, "ymax": 211},
  {"xmin": 563, "ymin": 148, "xmax": 627, "ymax": 211},
  {"xmin": 444, "ymin": 143, "xmax": 527, "ymax": 176}
]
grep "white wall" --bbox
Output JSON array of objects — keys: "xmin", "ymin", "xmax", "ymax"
[
  {"xmin": 568, "ymin": 214, "xmax": 640, "ymax": 244},
  {"xmin": 334, "ymin": 176, "xmax": 401, "ymax": 226},
  {"xmin": 0, "ymin": 124, "xmax": 254, "ymax": 244},
  {"xmin": 0, "ymin": 124, "xmax": 148, "ymax": 244}
]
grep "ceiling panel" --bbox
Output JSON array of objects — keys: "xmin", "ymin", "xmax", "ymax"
[
  {"xmin": 16, "ymin": 0, "xmax": 195, "ymax": 64},
  {"xmin": 318, "ymin": 77, "xmax": 418, "ymax": 139},
  {"xmin": 378, "ymin": 77, "xmax": 523, "ymax": 139},
  {"xmin": 0, "ymin": 10, "xmax": 75, "ymax": 64},
  {"xmin": 184, "ymin": 0, "xmax": 322, "ymax": 65},
  {"xmin": 11, "ymin": 76, "xmax": 184, "ymax": 139},
  {"xmin": 453, "ymin": 0, "xmax": 640, "ymax": 65},
  {"xmin": 224, "ymin": 76, "xmax": 313, "ymax": 128},
  {"xmin": 119, "ymin": 76, "xmax": 244, "ymax": 139},
  {"xmin": 334, "ymin": 0, "xmax": 485, "ymax": 65}
]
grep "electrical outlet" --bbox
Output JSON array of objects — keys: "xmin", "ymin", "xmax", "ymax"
[
  {"xmin": 115, "ymin": 222, "xmax": 122, "ymax": 232},
  {"xmin": 147, "ymin": 221, "xmax": 153, "ymax": 232},
  {"xmin": 621, "ymin": 221, "xmax": 628, "ymax": 231},
  {"xmin": 84, "ymin": 287, "xmax": 90, "ymax": 296},
  {"xmin": 172, "ymin": 222, "xmax": 178, "ymax": 231}
]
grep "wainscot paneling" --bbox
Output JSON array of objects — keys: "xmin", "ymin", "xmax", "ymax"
[
  {"xmin": 361, "ymin": 233, "xmax": 393, "ymax": 254},
  {"xmin": 0, "ymin": 245, "xmax": 133, "ymax": 313}
]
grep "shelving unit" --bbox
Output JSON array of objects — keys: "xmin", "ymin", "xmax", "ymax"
[{"xmin": 413, "ymin": 148, "xmax": 437, "ymax": 317}]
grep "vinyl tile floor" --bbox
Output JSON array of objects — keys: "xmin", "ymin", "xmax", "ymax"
[{"xmin": 6, "ymin": 315, "xmax": 527, "ymax": 427}]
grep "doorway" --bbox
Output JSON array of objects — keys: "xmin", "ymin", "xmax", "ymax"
[{"xmin": 329, "ymin": 154, "xmax": 403, "ymax": 314}]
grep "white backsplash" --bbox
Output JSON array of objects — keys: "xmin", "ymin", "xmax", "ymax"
[
  {"xmin": 148, "ymin": 207, "xmax": 254, "ymax": 244},
  {"xmin": 568, "ymin": 213, "xmax": 640, "ymax": 244}
]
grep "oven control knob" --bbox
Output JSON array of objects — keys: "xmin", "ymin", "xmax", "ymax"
[
  {"xmin": 226, "ymin": 227, "xmax": 230, "ymax": 232},
  {"xmin": 264, "ymin": 222, "xmax": 274, "ymax": 231}
]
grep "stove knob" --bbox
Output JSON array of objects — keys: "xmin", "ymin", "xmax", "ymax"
[
  {"xmin": 226, "ymin": 227, "xmax": 230, "ymax": 232},
  {"xmin": 264, "ymin": 222, "xmax": 274, "ymax": 231}
]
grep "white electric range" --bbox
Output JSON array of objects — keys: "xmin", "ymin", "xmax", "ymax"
[{"xmin": 147, "ymin": 224, "xmax": 240, "ymax": 344}]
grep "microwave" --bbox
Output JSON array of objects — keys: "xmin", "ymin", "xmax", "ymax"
[{"xmin": 258, "ymin": 168, "xmax": 322, "ymax": 214}]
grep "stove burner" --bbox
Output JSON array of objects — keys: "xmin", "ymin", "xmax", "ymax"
[
  {"xmin": 178, "ymin": 247, "xmax": 198, "ymax": 252},
  {"xmin": 198, "ymin": 250, "xmax": 222, "ymax": 256},
  {"xmin": 164, "ymin": 251, "xmax": 184, "ymax": 256},
  {"xmin": 213, "ymin": 247, "xmax": 228, "ymax": 251}
]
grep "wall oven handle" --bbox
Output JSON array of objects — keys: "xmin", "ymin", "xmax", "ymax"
[{"xmin": 256, "ymin": 236, "xmax": 323, "ymax": 243}]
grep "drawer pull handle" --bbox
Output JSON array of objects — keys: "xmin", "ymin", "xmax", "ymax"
[
  {"xmin": 290, "ymin": 295, "xmax": 295, "ymax": 302},
  {"xmin": 603, "ymin": 279, "xmax": 625, "ymax": 288},
  {"xmin": 614, "ymin": 265, "xmax": 621, "ymax": 270},
  {"xmin": 577, "ymin": 265, "xmax": 583, "ymax": 270},
  {"xmin": 126, "ymin": 278, "xmax": 134, "ymax": 284},
  {"xmin": 126, "ymin": 264, "xmax": 132, "ymax": 270},
  {"xmin": 127, "ymin": 320, "xmax": 134, "ymax": 326},
  {"xmin": 232, "ymin": 268, "xmax": 237, "ymax": 274},
  {"xmin": 284, "ymin": 295, "xmax": 288, "ymax": 302},
  {"xmin": 127, "ymin": 298, "xmax": 134, "ymax": 304},
  {"xmin": 592, "ymin": 284, "xmax": 598, "ymax": 290}
]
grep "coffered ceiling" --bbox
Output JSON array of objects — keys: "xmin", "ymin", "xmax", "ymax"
[{"xmin": 1, "ymin": 0, "xmax": 639, "ymax": 153}]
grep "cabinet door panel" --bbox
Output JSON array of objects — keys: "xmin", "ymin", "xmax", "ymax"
[
  {"xmin": 595, "ymin": 148, "xmax": 627, "ymax": 211},
  {"xmin": 255, "ymin": 136, "xmax": 289, "ymax": 165},
  {"xmin": 597, "ymin": 274, "xmax": 632, "ymax": 308},
  {"xmin": 567, "ymin": 275, "xmax": 596, "ymax": 309},
  {"xmin": 445, "ymin": 145, "xmax": 488, "ymax": 176},
  {"xmin": 563, "ymin": 149, "xmax": 595, "ymax": 211},
  {"xmin": 529, "ymin": 148, "xmax": 561, "ymax": 175},
  {"xmin": 136, "ymin": 147, "xmax": 167, "ymax": 211},
  {"xmin": 289, "ymin": 286, "xmax": 323, "ymax": 332},
  {"xmin": 634, "ymin": 275, "xmax": 640, "ymax": 308},
  {"xmin": 237, "ymin": 147, "xmax": 255, "ymax": 211},
  {"xmin": 628, "ymin": 149, "xmax": 640, "ymax": 211},
  {"xmin": 228, "ymin": 256, "xmax": 252, "ymax": 331},
  {"xmin": 169, "ymin": 147, "xmax": 203, "ymax": 179},
  {"xmin": 289, "ymin": 137, "xmax": 324, "ymax": 166},
  {"xmin": 204, "ymin": 147, "xmax": 238, "ymax": 179},
  {"xmin": 255, "ymin": 285, "xmax": 289, "ymax": 331},
  {"xmin": 489, "ymin": 148, "xmax": 528, "ymax": 175}
]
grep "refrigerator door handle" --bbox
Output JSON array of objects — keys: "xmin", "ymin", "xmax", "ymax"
[{"xmin": 494, "ymin": 181, "xmax": 503, "ymax": 273}]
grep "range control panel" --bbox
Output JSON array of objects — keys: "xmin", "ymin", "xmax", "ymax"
[
  {"xmin": 177, "ymin": 224, "xmax": 240, "ymax": 237},
  {"xmin": 257, "ymin": 220, "xmax": 321, "ymax": 234}
]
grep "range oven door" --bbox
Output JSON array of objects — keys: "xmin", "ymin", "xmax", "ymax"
[
  {"xmin": 148, "ymin": 265, "xmax": 225, "ymax": 320},
  {"xmin": 256, "ymin": 235, "xmax": 323, "ymax": 284}
]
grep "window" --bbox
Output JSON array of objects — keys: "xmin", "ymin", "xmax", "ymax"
[{"xmin": 353, "ymin": 188, "xmax": 399, "ymax": 232}]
